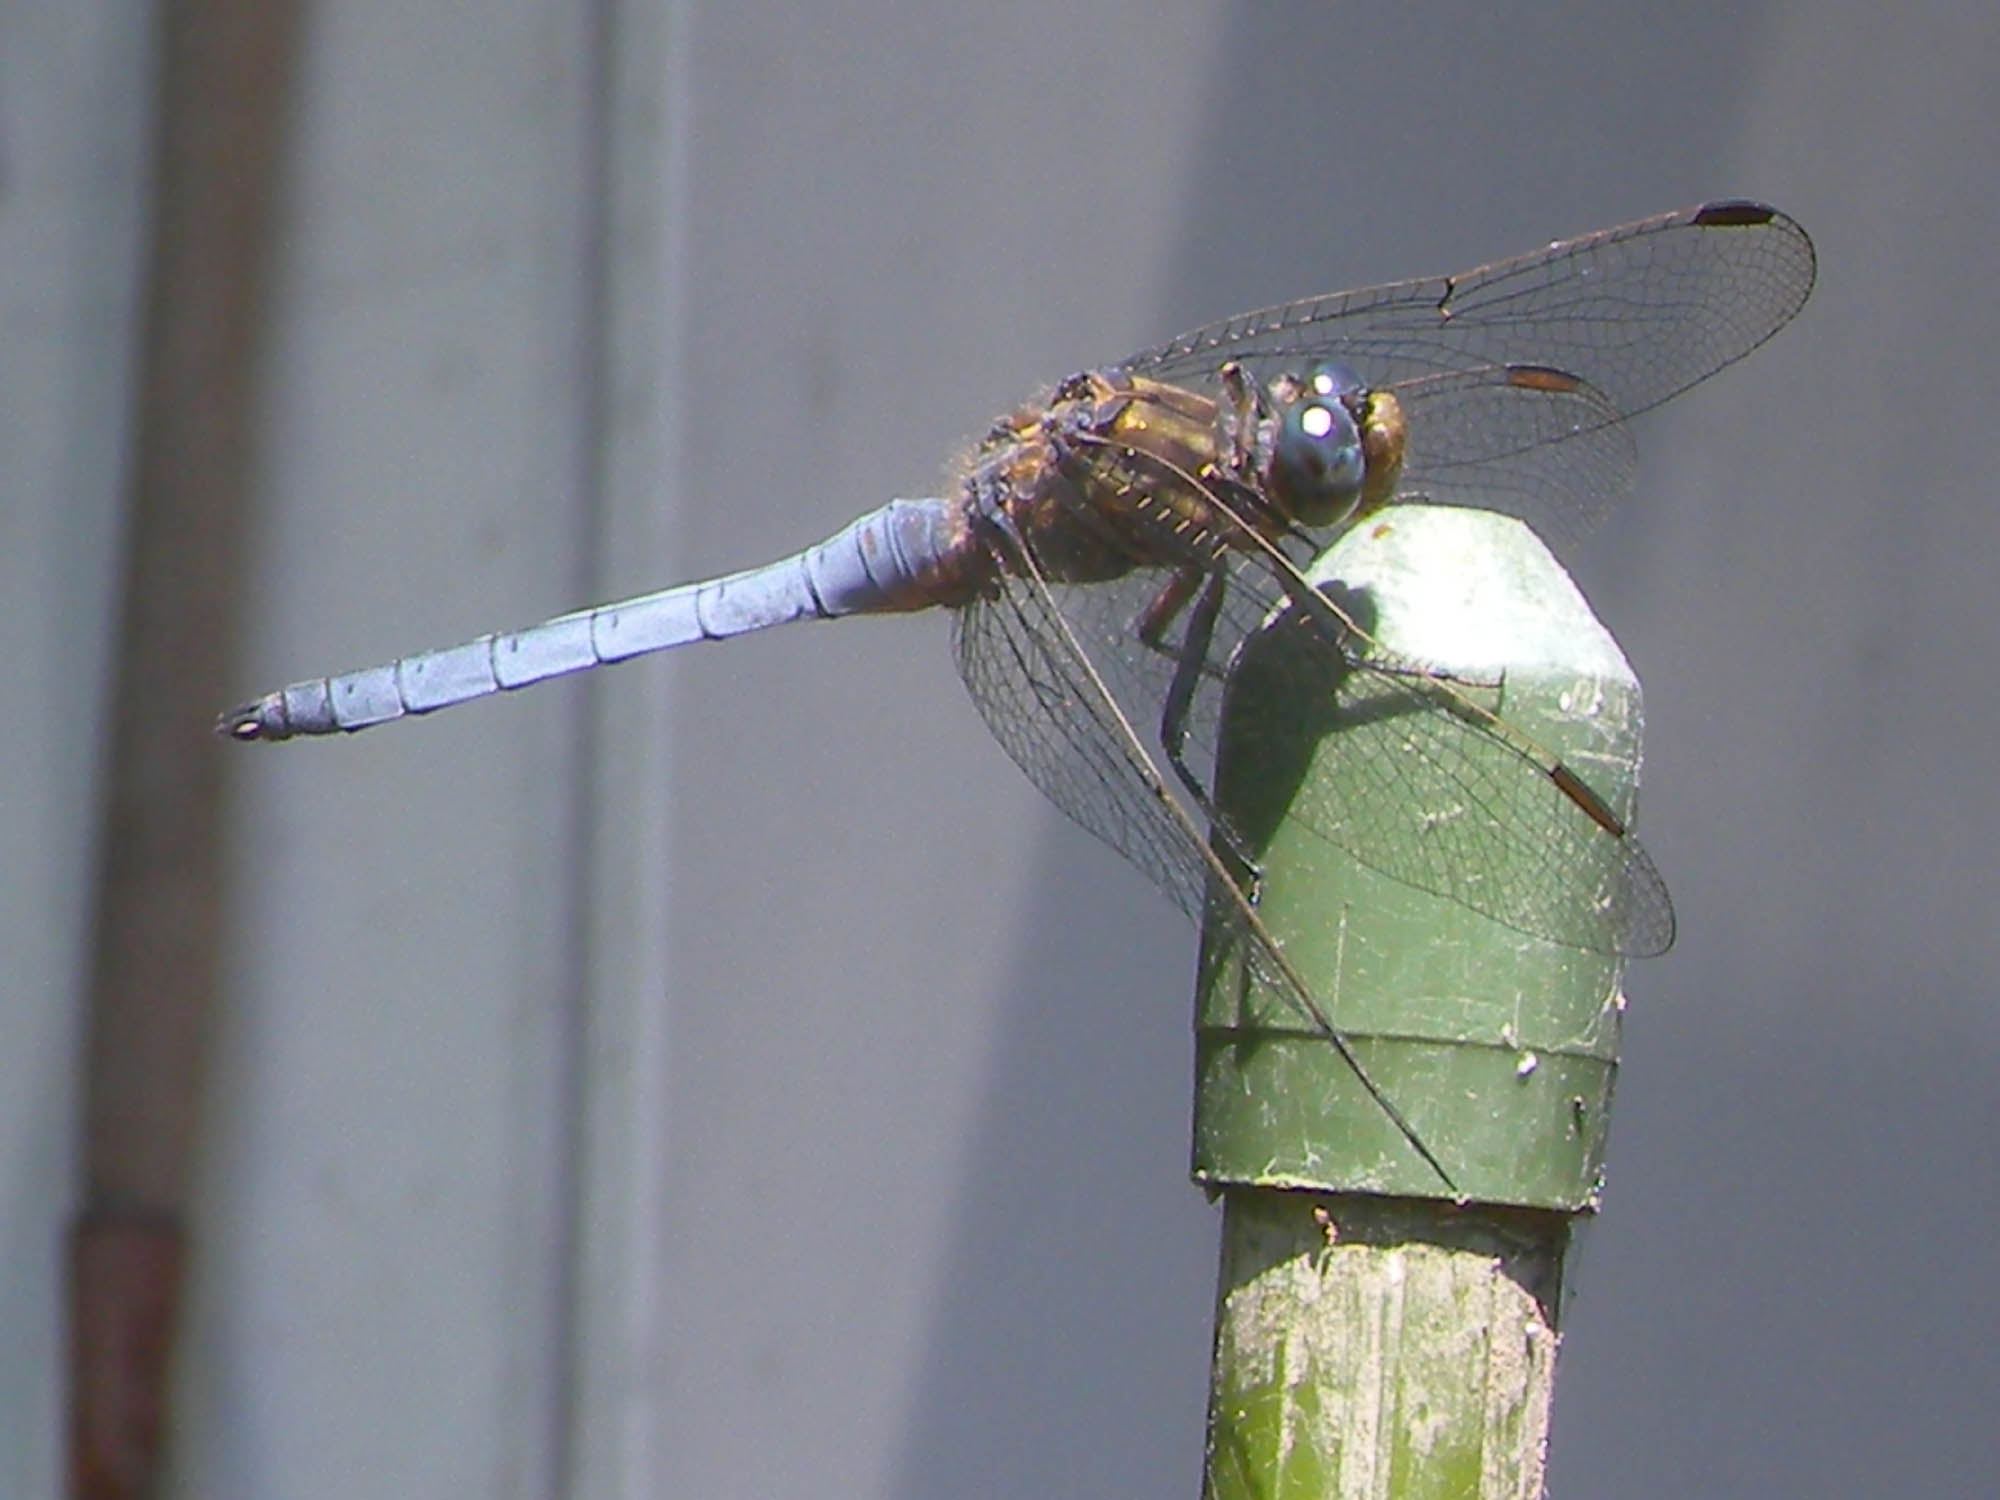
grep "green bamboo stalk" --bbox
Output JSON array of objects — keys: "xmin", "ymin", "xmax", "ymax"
[
  {"xmin": 1204, "ymin": 1192, "xmax": 1566, "ymax": 1500},
  {"xmin": 1194, "ymin": 505, "xmax": 1649, "ymax": 1498}
]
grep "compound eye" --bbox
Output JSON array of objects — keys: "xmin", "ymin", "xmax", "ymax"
[{"xmin": 1270, "ymin": 388, "xmax": 1365, "ymax": 525}]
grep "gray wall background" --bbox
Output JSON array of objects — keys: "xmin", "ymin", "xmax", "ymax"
[{"xmin": 8, "ymin": 1, "xmax": 1995, "ymax": 1496}]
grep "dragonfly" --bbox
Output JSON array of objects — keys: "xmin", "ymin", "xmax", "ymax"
[{"xmin": 223, "ymin": 199, "xmax": 1816, "ymax": 1188}]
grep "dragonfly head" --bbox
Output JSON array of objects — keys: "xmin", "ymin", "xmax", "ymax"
[{"xmin": 1262, "ymin": 362, "xmax": 1402, "ymax": 528}]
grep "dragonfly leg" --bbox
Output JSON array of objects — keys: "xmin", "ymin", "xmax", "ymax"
[
  {"xmin": 1135, "ymin": 563, "xmax": 1233, "ymax": 684},
  {"xmin": 1135, "ymin": 564, "xmax": 1200, "ymax": 655}
]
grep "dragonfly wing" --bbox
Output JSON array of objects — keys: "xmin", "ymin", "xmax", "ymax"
[
  {"xmin": 952, "ymin": 540, "xmax": 1455, "ymax": 1184},
  {"xmin": 954, "ymin": 563, "xmax": 1213, "ymax": 924},
  {"xmin": 1126, "ymin": 201, "xmax": 1815, "ymax": 425},
  {"xmin": 1388, "ymin": 366, "xmax": 1640, "ymax": 551},
  {"xmin": 1218, "ymin": 579, "xmax": 1676, "ymax": 958},
  {"xmin": 962, "ymin": 470, "xmax": 1675, "ymax": 959}
]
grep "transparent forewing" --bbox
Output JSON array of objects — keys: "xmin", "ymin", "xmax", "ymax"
[
  {"xmin": 1125, "ymin": 202, "xmax": 1815, "ymax": 427},
  {"xmin": 1390, "ymin": 367, "xmax": 1639, "ymax": 549},
  {"xmin": 1219, "ymin": 596, "xmax": 1676, "ymax": 958},
  {"xmin": 1006, "ymin": 547, "xmax": 1676, "ymax": 960}
]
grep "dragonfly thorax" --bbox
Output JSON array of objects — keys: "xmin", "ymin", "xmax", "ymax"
[
  {"xmin": 958, "ymin": 360, "xmax": 1410, "ymax": 596},
  {"xmin": 962, "ymin": 370, "xmax": 1272, "ymax": 589}
]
